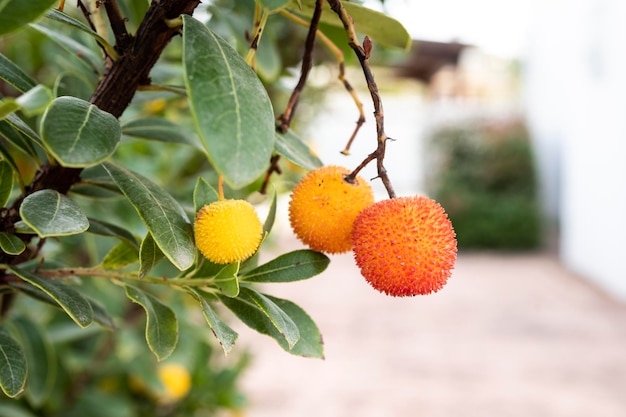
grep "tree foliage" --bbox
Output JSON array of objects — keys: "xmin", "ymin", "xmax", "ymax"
[{"xmin": 0, "ymin": 0, "xmax": 410, "ymax": 414}]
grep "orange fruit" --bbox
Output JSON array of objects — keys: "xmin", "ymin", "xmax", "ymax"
[
  {"xmin": 288, "ymin": 165, "xmax": 374, "ymax": 254},
  {"xmin": 352, "ymin": 196, "xmax": 457, "ymax": 296},
  {"xmin": 194, "ymin": 199, "xmax": 263, "ymax": 264}
]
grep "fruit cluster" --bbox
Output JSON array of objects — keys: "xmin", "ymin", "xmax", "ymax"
[
  {"xmin": 192, "ymin": 165, "xmax": 457, "ymax": 297},
  {"xmin": 288, "ymin": 165, "xmax": 458, "ymax": 296}
]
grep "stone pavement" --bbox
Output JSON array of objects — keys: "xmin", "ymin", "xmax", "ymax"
[{"xmin": 235, "ymin": 242, "xmax": 626, "ymax": 417}]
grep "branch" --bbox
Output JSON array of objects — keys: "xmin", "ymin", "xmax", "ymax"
[{"xmin": 326, "ymin": 0, "xmax": 396, "ymax": 198}]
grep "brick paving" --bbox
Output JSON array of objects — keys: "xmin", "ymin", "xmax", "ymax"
[{"xmin": 236, "ymin": 240, "xmax": 626, "ymax": 417}]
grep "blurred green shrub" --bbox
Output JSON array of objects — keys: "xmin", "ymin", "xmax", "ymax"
[{"xmin": 426, "ymin": 119, "xmax": 542, "ymax": 250}]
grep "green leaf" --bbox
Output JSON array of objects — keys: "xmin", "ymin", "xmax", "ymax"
[
  {"xmin": 139, "ymin": 233, "xmax": 164, "ymax": 279},
  {"xmin": 0, "ymin": 160, "xmax": 14, "ymax": 206},
  {"xmin": 9, "ymin": 317, "xmax": 56, "ymax": 407},
  {"xmin": 0, "ymin": 53, "xmax": 37, "ymax": 93},
  {"xmin": 275, "ymin": 129, "xmax": 323, "ymax": 170},
  {"xmin": 287, "ymin": 0, "xmax": 411, "ymax": 50},
  {"xmin": 214, "ymin": 262, "xmax": 240, "ymax": 297},
  {"xmin": 3, "ymin": 113, "xmax": 43, "ymax": 152},
  {"xmin": 0, "ymin": 0, "xmax": 57, "ymax": 36},
  {"xmin": 44, "ymin": 9, "xmax": 117, "ymax": 59},
  {"xmin": 122, "ymin": 118, "xmax": 198, "ymax": 146},
  {"xmin": 9, "ymin": 281, "xmax": 113, "ymax": 330},
  {"xmin": 259, "ymin": 0, "xmax": 290, "ymax": 12},
  {"xmin": 53, "ymin": 72, "xmax": 94, "ymax": 101},
  {"xmin": 241, "ymin": 249, "xmax": 329, "ymax": 283},
  {"xmin": 40, "ymin": 96, "xmax": 121, "ymax": 167},
  {"xmin": 0, "ymin": 100, "xmax": 20, "ymax": 120},
  {"xmin": 0, "ymin": 232, "xmax": 25, "ymax": 255},
  {"xmin": 19, "ymin": 189, "xmax": 89, "ymax": 237},
  {"xmin": 193, "ymin": 177, "xmax": 219, "ymax": 213},
  {"xmin": 220, "ymin": 287, "xmax": 299, "ymax": 349},
  {"xmin": 182, "ymin": 15, "xmax": 275, "ymax": 188},
  {"xmin": 185, "ymin": 288, "xmax": 238, "ymax": 355},
  {"xmin": 0, "ymin": 329, "xmax": 27, "ymax": 398},
  {"xmin": 101, "ymin": 240, "xmax": 139, "ymax": 269},
  {"xmin": 87, "ymin": 218, "xmax": 139, "ymax": 248},
  {"xmin": 15, "ymin": 85, "xmax": 54, "ymax": 117},
  {"xmin": 102, "ymin": 162, "xmax": 195, "ymax": 271},
  {"xmin": 262, "ymin": 189, "xmax": 277, "ymax": 237},
  {"xmin": 30, "ymin": 23, "xmax": 103, "ymax": 73},
  {"xmin": 125, "ymin": 285, "xmax": 178, "ymax": 361},
  {"xmin": 0, "ymin": 137, "xmax": 22, "ymax": 177},
  {"xmin": 9, "ymin": 267, "xmax": 94, "ymax": 328},
  {"xmin": 265, "ymin": 295, "xmax": 324, "ymax": 358}
]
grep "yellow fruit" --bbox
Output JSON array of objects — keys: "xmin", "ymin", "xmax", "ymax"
[
  {"xmin": 351, "ymin": 196, "xmax": 457, "ymax": 296},
  {"xmin": 194, "ymin": 199, "xmax": 263, "ymax": 264},
  {"xmin": 288, "ymin": 165, "xmax": 374, "ymax": 254},
  {"xmin": 157, "ymin": 363, "xmax": 192, "ymax": 403}
]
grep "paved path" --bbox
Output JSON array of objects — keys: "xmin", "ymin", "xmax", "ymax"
[{"xmin": 235, "ymin": 245, "xmax": 626, "ymax": 417}]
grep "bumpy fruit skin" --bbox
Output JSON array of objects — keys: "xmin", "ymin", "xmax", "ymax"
[
  {"xmin": 352, "ymin": 196, "xmax": 457, "ymax": 296},
  {"xmin": 194, "ymin": 199, "xmax": 262, "ymax": 264},
  {"xmin": 288, "ymin": 165, "xmax": 375, "ymax": 254},
  {"xmin": 157, "ymin": 363, "xmax": 192, "ymax": 403}
]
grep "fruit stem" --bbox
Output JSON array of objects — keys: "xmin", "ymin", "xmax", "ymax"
[{"xmin": 217, "ymin": 175, "xmax": 225, "ymax": 200}]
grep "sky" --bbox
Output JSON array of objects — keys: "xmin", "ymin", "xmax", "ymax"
[{"xmin": 363, "ymin": 0, "xmax": 533, "ymax": 58}]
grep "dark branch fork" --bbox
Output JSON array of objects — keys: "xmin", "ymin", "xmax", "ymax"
[{"xmin": 0, "ymin": 0, "xmax": 201, "ymax": 268}]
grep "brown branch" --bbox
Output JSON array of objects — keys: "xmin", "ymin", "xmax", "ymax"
[
  {"xmin": 0, "ymin": 0, "xmax": 201, "ymax": 267},
  {"xmin": 277, "ymin": 0, "xmax": 325, "ymax": 132},
  {"xmin": 260, "ymin": 0, "xmax": 324, "ymax": 194},
  {"xmin": 102, "ymin": 0, "xmax": 132, "ymax": 52},
  {"xmin": 327, "ymin": 0, "xmax": 396, "ymax": 198}
]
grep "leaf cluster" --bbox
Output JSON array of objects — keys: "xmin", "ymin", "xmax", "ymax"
[{"xmin": 0, "ymin": 0, "xmax": 410, "ymax": 413}]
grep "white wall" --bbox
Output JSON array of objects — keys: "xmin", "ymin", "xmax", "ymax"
[{"xmin": 525, "ymin": 0, "xmax": 626, "ymax": 299}]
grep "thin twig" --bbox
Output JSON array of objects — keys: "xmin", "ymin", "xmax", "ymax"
[
  {"xmin": 102, "ymin": 0, "xmax": 132, "ymax": 52},
  {"xmin": 279, "ymin": 9, "xmax": 365, "ymax": 155},
  {"xmin": 277, "ymin": 0, "xmax": 325, "ymax": 133},
  {"xmin": 327, "ymin": 0, "xmax": 396, "ymax": 198},
  {"xmin": 260, "ymin": 0, "xmax": 324, "ymax": 194}
]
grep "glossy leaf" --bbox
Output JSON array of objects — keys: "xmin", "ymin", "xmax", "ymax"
[
  {"xmin": 87, "ymin": 218, "xmax": 139, "ymax": 248},
  {"xmin": 0, "ymin": 160, "xmax": 14, "ymax": 207},
  {"xmin": 0, "ymin": 232, "xmax": 25, "ymax": 255},
  {"xmin": 214, "ymin": 262, "xmax": 240, "ymax": 297},
  {"xmin": 193, "ymin": 177, "xmax": 219, "ymax": 212},
  {"xmin": 262, "ymin": 189, "xmax": 277, "ymax": 237},
  {"xmin": 10, "ymin": 317, "xmax": 56, "ymax": 407},
  {"xmin": 125, "ymin": 285, "xmax": 178, "ymax": 361},
  {"xmin": 0, "ymin": 139, "xmax": 21, "ymax": 177},
  {"xmin": 44, "ymin": 9, "xmax": 117, "ymax": 59},
  {"xmin": 266, "ymin": 294, "xmax": 324, "ymax": 358},
  {"xmin": 53, "ymin": 73, "xmax": 93, "ymax": 101},
  {"xmin": 9, "ymin": 267, "xmax": 94, "ymax": 328},
  {"xmin": 15, "ymin": 85, "xmax": 54, "ymax": 117},
  {"xmin": 139, "ymin": 233, "xmax": 164, "ymax": 279},
  {"xmin": 122, "ymin": 117, "xmax": 198, "ymax": 146},
  {"xmin": 183, "ymin": 15, "xmax": 275, "ymax": 188},
  {"xmin": 0, "ymin": 0, "xmax": 57, "ymax": 36},
  {"xmin": 221, "ymin": 287, "xmax": 300, "ymax": 349},
  {"xmin": 0, "ymin": 53, "xmax": 37, "ymax": 93},
  {"xmin": 0, "ymin": 329, "xmax": 26, "ymax": 398},
  {"xmin": 8, "ymin": 280, "xmax": 113, "ymax": 330},
  {"xmin": 275, "ymin": 129, "xmax": 323, "ymax": 171},
  {"xmin": 101, "ymin": 240, "xmax": 139, "ymax": 269},
  {"xmin": 286, "ymin": 0, "xmax": 411, "ymax": 50},
  {"xmin": 40, "ymin": 96, "xmax": 121, "ymax": 167},
  {"xmin": 103, "ymin": 162, "xmax": 195, "ymax": 271},
  {"xmin": 242, "ymin": 249, "xmax": 329, "ymax": 283},
  {"xmin": 19, "ymin": 189, "xmax": 89, "ymax": 237},
  {"xmin": 0, "ymin": 100, "xmax": 20, "ymax": 120},
  {"xmin": 3, "ymin": 113, "xmax": 43, "ymax": 152},
  {"xmin": 186, "ymin": 287, "xmax": 238, "ymax": 354}
]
